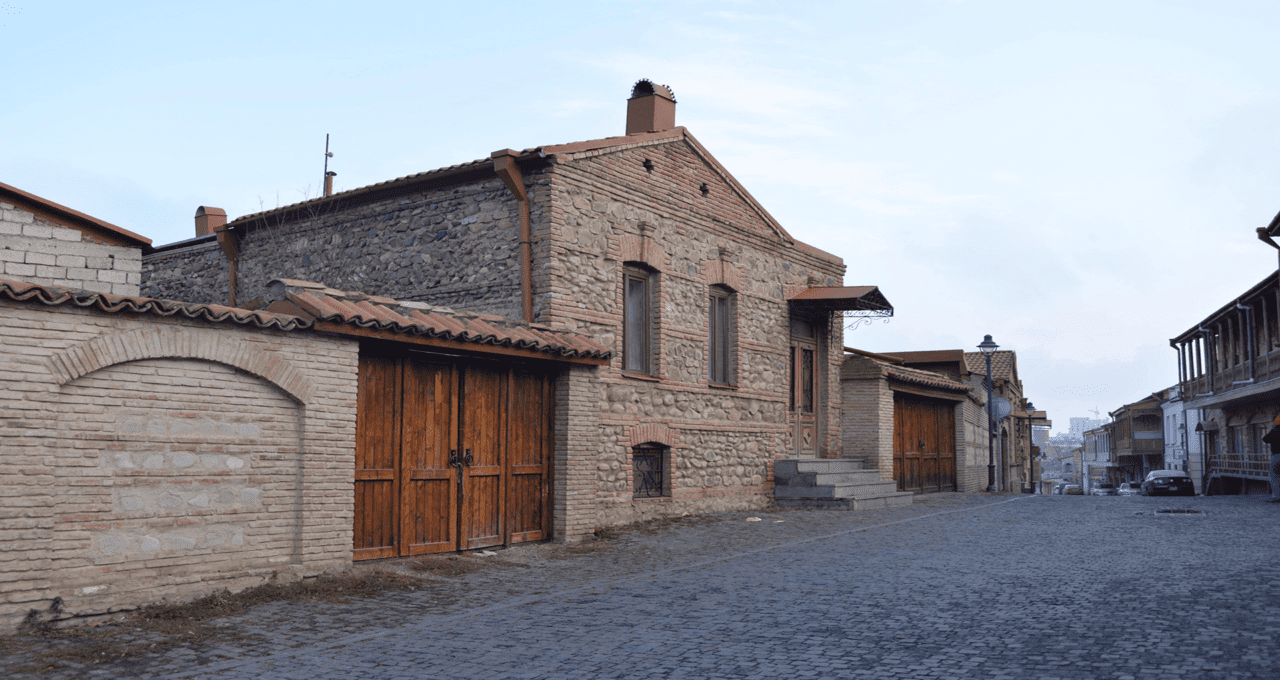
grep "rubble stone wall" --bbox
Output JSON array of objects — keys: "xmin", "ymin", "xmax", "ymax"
[
  {"xmin": 0, "ymin": 300, "xmax": 357, "ymax": 634},
  {"xmin": 141, "ymin": 239, "xmax": 228, "ymax": 303},
  {"xmin": 0, "ymin": 201, "xmax": 142, "ymax": 296}
]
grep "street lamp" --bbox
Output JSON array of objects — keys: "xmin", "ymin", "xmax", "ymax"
[
  {"xmin": 979, "ymin": 334, "xmax": 999, "ymax": 492},
  {"xmin": 1024, "ymin": 400, "xmax": 1036, "ymax": 494}
]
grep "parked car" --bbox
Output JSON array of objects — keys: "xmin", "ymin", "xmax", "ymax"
[
  {"xmin": 1141, "ymin": 469, "xmax": 1196, "ymax": 496},
  {"xmin": 1117, "ymin": 482, "xmax": 1142, "ymax": 496},
  {"xmin": 1063, "ymin": 484, "xmax": 1084, "ymax": 495},
  {"xmin": 1092, "ymin": 482, "xmax": 1118, "ymax": 496}
]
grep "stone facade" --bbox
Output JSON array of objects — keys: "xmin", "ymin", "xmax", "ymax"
[
  {"xmin": 0, "ymin": 200, "xmax": 142, "ymax": 295},
  {"xmin": 0, "ymin": 297, "xmax": 358, "ymax": 633},
  {"xmin": 141, "ymin": 239, "xmax": 228, "ymax": 303},
  {"xmin": 144, "ymin": 126, "xmax": 853, "ymax": 532}
]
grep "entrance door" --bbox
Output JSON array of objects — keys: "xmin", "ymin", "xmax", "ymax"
[
  {"xmin": 354, "ymin": 351, "xmax": 552, "ymax": 559},
  {"xmin": 788, "ymin": 316, "xmax": 819, "ymax": 457},
  {"xmin": 892, "ymin": 394, "xmax": 957, "ymax": 493}
]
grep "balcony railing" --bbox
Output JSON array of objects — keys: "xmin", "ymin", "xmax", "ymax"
[{"xmin": 1181, "ymin": 346, "xmax": 1280, "ymax": 400}]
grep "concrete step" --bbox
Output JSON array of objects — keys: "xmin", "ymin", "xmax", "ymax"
[
  {"xmin": 774, "ymin": 492, "xmax": 915, "ymax": 511},
  {"xmin": 774, "ymin": 480, "xmax": 903, "ymax": 499},
  {"xmin": 775, "ymin": 458, "xmax": 867, "ymax": 477}
]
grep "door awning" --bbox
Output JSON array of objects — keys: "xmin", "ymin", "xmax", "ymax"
[{"xmin": 787, "ymin": 286, "xmax": 893, "ymax": 314}]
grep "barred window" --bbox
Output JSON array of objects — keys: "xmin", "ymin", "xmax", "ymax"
[{"xmin": 633, "ymin": 444, "xmax": 667, "ymax": 498}]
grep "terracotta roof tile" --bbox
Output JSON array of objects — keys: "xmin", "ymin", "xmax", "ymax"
[
  {"xmin": 884, "ymin": 364, "xmax": 970, "ymax": 393},
  {"xmin": 273, "ymin": 279, "xmax": 610, "ymax": 361},
  {"xmin": 0, "ymin": 278, "xmax": 309, "ymax": 331},
  {"xmin": 0, "ymin": 277, "xmax": 611, "ymax": 363},
  {"xmin": 964, "ymin": 350, "xmax": 1015, "ymax": 381}
]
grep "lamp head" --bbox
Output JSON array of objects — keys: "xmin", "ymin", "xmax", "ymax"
[{"xmin": 978, "ymin": 335, "xmax": 999, "ymax": 355}]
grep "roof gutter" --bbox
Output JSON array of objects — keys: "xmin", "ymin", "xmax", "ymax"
[
  {"xmin": 215, "ymin": 224, "xmax": 240, "ymax": 307},
  {"xmin": 492, "ymin": 149, "xmax": 534, "ymax": 323}
]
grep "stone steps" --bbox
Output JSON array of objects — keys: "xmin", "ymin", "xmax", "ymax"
[{"xmin": 773, "ymin": 458, "xmax": 914, "ymax": 511}]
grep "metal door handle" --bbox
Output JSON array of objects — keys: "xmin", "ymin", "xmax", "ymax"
[
  {"xmin": 463, "ymin": 448, "xmax": 474, "ymax": 467},
  {"xmin": 449, "ymin": 449, "xmax": 461, "ymax": 468}
]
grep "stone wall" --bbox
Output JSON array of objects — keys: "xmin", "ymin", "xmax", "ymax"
[
  {"xmin": 140, "ymin": 239, "xmax": 229, "ymax": 303},
  {"xmin": 141, "ymin": 177, "xmax": 531, "ymax": 317},
  {"xmin": 543, "ymin": 137, "xmax": 846, "ymax": 526},
  {"xmin": 0, "ymin": 201, "xmax": 141, "ymax": 295},
  {"xmin": 0, "ymin": 300, "xmax": 358, "ymax": 633}
]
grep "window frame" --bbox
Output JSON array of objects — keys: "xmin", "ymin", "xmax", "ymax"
[
  {"xmin": 708, "ymin": 285, "xmax": 735, "ymax": 386},
  {"xmin": 632, "ymin": 443, "xmax": 668, "ymax": 498},
  {"xmin": 622, "ymin": 265, "xmax": 655, "ymax": 376}
]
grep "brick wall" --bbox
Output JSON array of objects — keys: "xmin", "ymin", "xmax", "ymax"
[
  {"xmin": 0, "ymin": 202, "xmax": 142, "ymax": 295},
  {"xmin": 840, "ymin": 368, "xmax": 895, "ymax": 480},
  {"xmin": 0, "ymin": 300, "xmax": 358, "ymax": 633}
]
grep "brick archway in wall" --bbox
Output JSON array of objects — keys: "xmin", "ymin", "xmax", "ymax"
[{"xmin": 46, "ymin": 326, "xmax": 316, "ymax": 403}]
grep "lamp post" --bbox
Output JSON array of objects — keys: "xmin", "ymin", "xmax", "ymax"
[
  {"xmin": 1024, "ymin": 400, "xmax": 1036, "ymax": 494},
  {"xmin": 979, "ymin": 334, "xmax": 999, "ymax": 492}
]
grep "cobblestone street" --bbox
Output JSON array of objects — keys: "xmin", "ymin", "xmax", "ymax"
[{"xmin": 5, "ymin": 493, "xmax": 1279, "ymax": 679}]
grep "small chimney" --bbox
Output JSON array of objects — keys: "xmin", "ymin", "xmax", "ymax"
[
  {"xmin": 626, "ymin": 79, "xmax": 676, "ymax": 135},
  {"xmin": 324, "ymin": 171, "xmax": 336, "ymax": 197},
  {"xmin": 194, "ymin": 206, "xmax": 227, "ymax": 237}
]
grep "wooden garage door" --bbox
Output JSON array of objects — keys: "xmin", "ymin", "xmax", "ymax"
[
  {"xmin": 354, "ymin": 351, "xmax": 553, "ymax": 559},
  {"xmin": 892, "ymin": 394, "xmax": 957, "ymax": 494}
]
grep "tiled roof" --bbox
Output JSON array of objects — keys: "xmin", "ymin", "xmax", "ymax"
[
  {"xmin": 0, "ymin": 277, "xmax": 612, "ymax": 364},
  {"xmin": 268, "ymin": 279, "xmax": 611, "ymax": 362},
  {"xmin": 0, "ymin": 277, "xmax": 307, "ymax": 330},
  {"xmin": 964, "ymin": 350, "xmax": 1015, "ymax": 381},
  {"xmin": 884, "ymin": 364, "xmax": 969, "ymax": 393}
]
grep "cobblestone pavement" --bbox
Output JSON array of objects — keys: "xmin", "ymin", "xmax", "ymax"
[{"xmin": 6, "ymin": 493, "xmax": 1280, "ymax": 679}]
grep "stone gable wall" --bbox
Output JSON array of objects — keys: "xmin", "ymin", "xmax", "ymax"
[
  {"xmin": 142, "ymin": 174, "xmax": 535, "ymax": 317},
  {"xmin": 543, "ymin": 140, "xmax": 846, "ymax": 526},
  {"xmin": 141, "ymin": 239, "xmax": 228, "ymax": 303},
  {"xmin": 0, "ymin": 300, "xmax": 358, "ymax": 633},
  {"xmin": 0, "ymin": 201, "xmax": 142, "ymax": 295}
]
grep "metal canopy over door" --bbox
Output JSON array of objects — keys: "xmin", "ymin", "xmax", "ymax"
[
  {"xmin": 788, "ymin": 315, "xmax": 821, "ymax": 457},
  {"xmin": 354, "ymin": 349, "xmax": 552, "ymax": 559},
  {"xmin": 892, "ymin": 393, "xmax": 957, "ymax": 493}
]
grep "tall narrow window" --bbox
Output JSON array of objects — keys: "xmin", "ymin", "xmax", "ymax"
[
  {"xmin": 709, "ymin": 286, "xmax": 733, "ymax": 385},
  {"xmin": 623, "ymin": 266, "xmax": 653, "ymax": 374}
]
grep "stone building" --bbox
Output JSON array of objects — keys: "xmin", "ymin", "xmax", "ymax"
[{"xmin": 142, "ymin": 80, "xmax": 892, "ymax": 541}]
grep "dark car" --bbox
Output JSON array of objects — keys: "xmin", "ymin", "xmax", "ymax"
[{"xmin": 1141, "ymin": 469, "xmax": 1195, "ymax": 496}]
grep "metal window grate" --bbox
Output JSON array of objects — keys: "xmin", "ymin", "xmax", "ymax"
[{"xmin": 633, "ymin": 445, "xmax": 665, "ymax": 498}]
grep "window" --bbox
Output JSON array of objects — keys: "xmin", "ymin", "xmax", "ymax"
[
  {"xmin": 623, "ymin": 265, "xmax": 654, "ymax": 374},
  {"xmin": 708, "ymin": 286, "xmax": 734, "ymax": 385},
  {"xmin": 633, "ymin": 444, "xmax": 667, "ymax": 498}
]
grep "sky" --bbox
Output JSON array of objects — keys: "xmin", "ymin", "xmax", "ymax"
[{"xmin": 4, "ymin": 0, "xmax": 1280, "ymax": 434}]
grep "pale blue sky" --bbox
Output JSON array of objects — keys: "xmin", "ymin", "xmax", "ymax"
[{"xmin": 5, "ymin": 1, "xmax": 1280, "ymax": 432}]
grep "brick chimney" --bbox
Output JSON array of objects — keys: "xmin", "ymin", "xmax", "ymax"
[
  {"xmin": 194, "ymin": 206, "xmax": 227, "ymax": 237},
  {"xmin": 626, "ymin": 79, "xmax": 676, "ymax": 135}
]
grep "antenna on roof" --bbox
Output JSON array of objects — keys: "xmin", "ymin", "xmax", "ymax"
[{"xmin": 323, "ymin": 134, "xmax": 336, "ymax": 197}]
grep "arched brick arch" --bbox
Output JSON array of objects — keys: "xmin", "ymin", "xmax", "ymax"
[
  {"xmin": 46, "ymin": 326, "xmax": 316, "ymax": 404},
  {"xmin": 628, "ymin": 422, "xmax": 680, "ymax": 448}
]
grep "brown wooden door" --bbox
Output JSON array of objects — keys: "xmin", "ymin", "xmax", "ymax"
[
  {"xmin": 354, "ymin": 352, "xmax": 553, "ymax": 559},
  {"xmin": 892, "ymin": 394, "xmax": 956, "ymax": 493},
  {"xmin": 354, "ymin": 354, "xmax": 401, "ymax": 560},
  {"xmin": 788, "ymin": 315, "xmax": 819, "ymax": 457},
  {"xmin": 399, "ymin": 358, "xmax": 457, "ymax": 555},
  {"xmin": 507, "ymin": 368, "xmax": 553, "ymax": 543},
  {"xmin": 459, "ymin": 364, "xmax": 506, "ymax": 550}
]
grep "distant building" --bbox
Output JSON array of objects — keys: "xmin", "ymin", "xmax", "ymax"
[{"xmin": 1069, "ymin": 416, "xmax": 1106, "ymax": 439}]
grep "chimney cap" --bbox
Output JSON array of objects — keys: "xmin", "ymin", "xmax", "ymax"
[
  {"xmin": 195, "ymin": 206, "xmax": 227, "ymax": 218},
  {"xmin": 630, "ymin": 79, "xmax": 676, "ymax": 103}
]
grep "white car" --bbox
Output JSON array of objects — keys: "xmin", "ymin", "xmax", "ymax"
[{"xmin": 1117, "ymin": 482, "xmax": 1142, "ymax": 497}]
